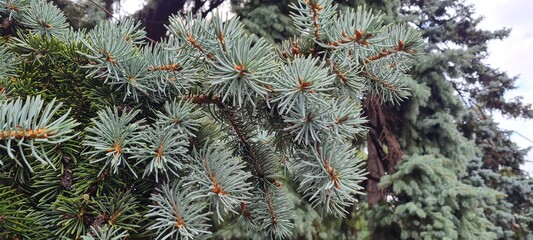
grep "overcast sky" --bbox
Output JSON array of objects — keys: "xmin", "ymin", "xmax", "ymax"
[{"xmin": 467, "ymin": 0, "xmax": 533, "ymax": 173}]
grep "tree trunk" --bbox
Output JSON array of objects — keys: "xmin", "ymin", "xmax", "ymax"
[
  {"xmin": 364, "ymin": 96, "xmax": 403, "ymax": 206},
  {"xmin": 366, "ymin": 104, "xmax": 386, "ymax": 205}
]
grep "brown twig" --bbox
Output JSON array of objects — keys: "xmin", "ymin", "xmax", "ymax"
[
  {"xmin": 359, "ymin": 70, "xmax": 398, "ymax": 91},
  {"xmin": 328, "ymin": 30, "xmax": 371, "ymax": 47},
  {"xmin": 306, "ymin": 0, "xmax": 323, "ymax": 39},
  {"xmin": 326, "ymin": 59, "xmax": 348, "ymax": 83},
  {"xmin": 264, "ymin": 187, "xmax": 278, "ymax": 225},
  {"xmin": 1, "ymin": 127, "xmax": 55, "ymax": 140},
  {"xmin": 185, "ymin": 32, "xmax": 216, "ymax": 61}
]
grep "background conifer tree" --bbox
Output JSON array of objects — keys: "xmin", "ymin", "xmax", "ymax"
[
  {"xmin": 376, "ymin": 1, "xmax": 533, "ymax": 239},
  {"xmin": 0, "ymin": 0, "xmax": 422, "ymax": 239}
]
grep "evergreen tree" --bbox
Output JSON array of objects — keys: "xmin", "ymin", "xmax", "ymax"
[
  {"xmin": 231, "ymin": 0, "xmax": 533, "ymax": 239},
  {"xmin": 461, "ymin": 113, "xmax": 533, "ymax": 239},
  {"xmin": 0, "ymin": 0, "xmax": 421, "ymax": 239},
  {"xmin": 365, "ymin": 0, "xmax": 533, "ymax": 239}
]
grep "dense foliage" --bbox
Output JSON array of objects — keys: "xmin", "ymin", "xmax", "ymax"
[
  {"xmin": 0, "ymin": 0, "xmax": 422, "ymax": 239},
  {"xmin": 232, "ymin": 0, "xmax": 533, "ymax": 239}
]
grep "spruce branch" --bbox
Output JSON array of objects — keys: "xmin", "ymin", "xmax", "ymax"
[
  {"xmin": 252, "ymin": 186, "xmax": 294, "ymax": 239},
  {"xmin": 93, "ymin": 191, "xmax": 140, "ymax": 231},
  {"xmin": 133, "ymin": 123, "xmax": 189, "ymax": 182},
  {"xmin": 360, "ymin": 69, "xmax": 410, "ymax": 104},
  {"xmin": 31, "ymin": 167, "xmax": 73, "ymax": 205},
  {"xmin": 83, "ymin": 106, "xmax": 145, "ymax": 177},
  {"xmin": 79, "ymin": 19, "xmax": 144, "ymax": 82},
  {"xmin": 326, "ymin": 56, "xmax": 365, "ymax": 99},
  {"xmin": 19, "ymin": 0, "xmax": 69, "ymax": 38},
  {"xmin": 188, "ymin": 142, "xmax": 253, "ymax": 222},
  {"xmin": 208, "ymin": 35, "xmax": 277, "ymax": 107},
  {"xmin": 290, "ymin": 0, "xmax": 337, "ymax": 40},
  {"xmin": 361, "ymin": 25, "xmax": 422, "ymax": 69},
  {"xmin": 323, "ymin": 6, "xmax": 383, "ymax": 50},
  {"xmin": 192, "ymin": 98, "xmax": 260, "ymax": 166},
  {"xmin": 294, "ymin": 141, "xmax": 366, "ymax": 217},
  {"xmin": 0, "ymin": 185, "xmax": 48, "ymax": 239},
  {"xmin": 0, "ymin": 0, "xmax": 425, "ymax": 239},
  {"xmin": 109, "ymin": 56, "xmax": 156, "ymax": 103},
  {"xmin": 155, "ymin": 98, "xmax": 204, "ymax": 137},
  {"xmin": 236, "ymin": 201, "xmax": 257, "ymax": 230},
  {"xmin": 112, "ymin": 18, "xmax": 146, "ymax": 45},
  {"xmin": 143, "ymin": 39, "xmax": 197, "ymax": 97},
  {"xmin": 0, "ymin": 157, "xmax": 33, "ymax": 185},
  {"xmin": 0, "ymin": 0, "xmax": 25, "ymax": 20},
  {"xmin": 210, "ymin": 13, "xmax": 244, "ymax": 52},
  {"xmin": 0, "ymin": 79, "xmax": 12, "ymax": 102},
  {"xmin": 0, "ymin": 44, "xmax": 16, "ymax": 78},
  {"xmin": 216, "ymin": 105, "xmax": 283, "ymax": 183},
  {"xmin": 183, "ymin": 94, "xmax": 222, "ymax": 106},
  {"xmin": 80, "ymin": 225, "xmax": 129, "ymax": 240},
  {"xmin": 72, "ymin": 161, "xmax": 129, "ymax": 197},
  {"xmin": 0, "ymin": 96, "xmax": 79, "ymax": 170},
  {"xmin": 327, "ymin": 98, "xmax": 367, "ymax": 139},
  {"xmin": 356, "ymin": 24, "xmax": 421, "ymax": 104},
  {"xmin": 167, "ymin": 13, "xmax": 215, "ymax": 60},
  {"xmin": 213, "ymin": 106, "xmax": 295, "ymax": 239},
  {"xmin": 272, "ymin": 56, "xmax": 335, "ymax": 114},
  {"xmin": 277, "ymin": 38, "xmax": 315, "ymax": 62},
  {"xmin": 146, "ymin": 180, "xmax": 212, "ymax": 240},
  {"xmin": 377, "ymin": 155, "xmax": 500, "ymax": 240},
  {"xmin": 45, "ymin": 194, "xmax": 95, "ymax": 239},
  {"xmin": 283, "ymin": 100, "xmax": 330, "ymax": 146}
]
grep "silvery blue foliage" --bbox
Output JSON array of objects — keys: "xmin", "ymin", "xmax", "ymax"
[{"xmin": 0, "ymin": 0, "xmax": 422, "ymax": 239}]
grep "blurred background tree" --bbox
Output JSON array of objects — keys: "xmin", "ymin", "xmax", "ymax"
[{"xmin": 50, "ymin": 0, "xmax": 227, "ymax": 39}]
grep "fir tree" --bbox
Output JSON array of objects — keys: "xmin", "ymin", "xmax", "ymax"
[{"xmin": 0, "ymin": 0, "xmax": 422, "ymax": 239}]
